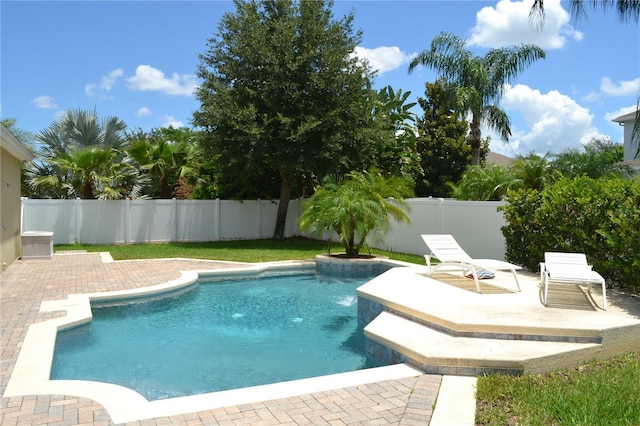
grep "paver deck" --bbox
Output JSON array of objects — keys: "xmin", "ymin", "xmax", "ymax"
[
  {"xmin": 3, "ymin": 251, "xmax": 638, "ymax": 425},
  {"xmin": 1, "ymin": 253, "xmax": 446, "ymax": 426}
]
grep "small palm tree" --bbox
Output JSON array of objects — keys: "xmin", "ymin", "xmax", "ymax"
[
  {"xmin": 511, "ymin": 152, "xmax": 550, "ymax": 191},
  {"xmin": 450, "ymin": 165, "xmax": 521, "ymax": 201},
  {"xmin": 298, "ymin": 171, "xmax": 413, "ymax": 257},
  {"xmin": 409, "ymin": 32, "xmax": 545, "ymax": 165},
  {"xmin": 127, "ymin": 127, "xmax": 202, "ymax": 198}
]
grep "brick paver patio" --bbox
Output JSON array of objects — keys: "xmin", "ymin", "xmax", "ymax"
[{"xmin": 1, "ymin": 253, "xmax": 442, "ymax": 425}]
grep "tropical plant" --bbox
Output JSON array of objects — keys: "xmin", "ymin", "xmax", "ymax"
[
  {"xmin": 25, "ymin": 109, "xmax": 138, "ymax": 199},
  {"xmin": 549, "ymin": 137, "xmax": 631, "ymax": 179},
  {"xmin": 408, "ymin": 32, "xmax": 545, "ymax": 165},
  {"xmin": 511, "ymin": 151, "xmax": 550, "ymax": 191},
  {"xmin": 298, "ymin": 171, "xmax": 413, "ymax": 257},
  {"xmin": 530, "ymin": 0, "xmax": 640, "ymax": 26},
  {"xmin": 194, "ymin": 0, "xmax": 377, "ymax": 239},
  {"xmin": 372, "ymin": 85, "xmax": 420, "ymax": 180},
  {"xmin": 127, "ymin": 127, "xmax": 201, "ymax": 199},
  {"xmin": 450, "ymin": 164, "xmax": 521, "ymax": 201}
]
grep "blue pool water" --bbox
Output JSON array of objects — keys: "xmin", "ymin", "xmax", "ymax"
[{"xmin": 51, "ymin": 269, "xmax": 386, "ymax": 400}]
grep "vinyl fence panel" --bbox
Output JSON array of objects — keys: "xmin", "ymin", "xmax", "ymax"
[{"xmin": 21, "ymin": 197, "xmax": 509, "ymax": 260}]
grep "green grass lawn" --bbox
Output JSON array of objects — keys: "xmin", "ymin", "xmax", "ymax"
[
  {"xmin": 54, "ymin": 237, "xmax": 425, "ymax": 265},
  {"xmin": 476, "ymin": 352, "xmax": 640, "ymax": 426}
]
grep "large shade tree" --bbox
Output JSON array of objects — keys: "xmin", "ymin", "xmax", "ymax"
[
  {"xmin": 408, "ymin": 32, "xmax": 545, "ymax": 165},
  {"xmin": 194, "ymin": 0, "xmax": 377, "ymax": 239},
  {"xmin": 414, "ymin": 79, "xmax": 473, "ymax": 197}
]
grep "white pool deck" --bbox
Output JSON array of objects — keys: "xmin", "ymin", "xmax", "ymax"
[{"xmin": 2, "ymin": 253, "xmax": 639, "ymax": 425}]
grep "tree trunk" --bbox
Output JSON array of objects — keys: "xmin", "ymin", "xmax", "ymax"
[
  {"xmin": 82, "ymin": 178, "xmax": 93, "ymax": 199},
  {"xmin": 273, "ymin": 171, "xmax": 293, "ymax": 240},
  {"xmin": 469, "ymin": 116, "xmax": 482, "ymax": 166},
  {"xmin": 160, "ymin": 174, "xmax": 171, "ymax": 199}
]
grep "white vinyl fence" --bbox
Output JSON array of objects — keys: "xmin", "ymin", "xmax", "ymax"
[{"xmin": 21, "ymin": 197, "xmax": 509, "ymax": 260}]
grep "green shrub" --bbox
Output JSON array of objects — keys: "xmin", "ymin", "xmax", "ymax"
[{"xmin": 501, "ymin": 176, "xmax": 640, "ymax": 290}]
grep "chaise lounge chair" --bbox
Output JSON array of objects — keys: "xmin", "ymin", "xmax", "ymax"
[
  {"xmin": 421, "ymin": 234, "xmax": 522, "ymax": 293},
  {"xmin": 540, "ymin": 252, "xmax": 607, "ymax": 310}
]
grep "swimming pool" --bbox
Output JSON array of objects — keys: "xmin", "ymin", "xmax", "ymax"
[{"xmin": 51, "ymin": 268, "xmax": 387, "ymax": 400}]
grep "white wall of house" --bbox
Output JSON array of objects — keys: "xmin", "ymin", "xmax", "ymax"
[
  {"xmin": 1, "ymin": 124, "xmax": 33, "ymax": 270},
  {"xmin": 612, "ymin": 110, "xmax": 638, "ymax": 162},
  {"xmin": 21, "ymin": 197, "xmax": 509, "ymax": 260}
]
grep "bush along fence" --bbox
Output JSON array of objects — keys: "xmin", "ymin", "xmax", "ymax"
[{"xmin": 501, "ymin": 176, "xmax": 640, "ymax": 289}]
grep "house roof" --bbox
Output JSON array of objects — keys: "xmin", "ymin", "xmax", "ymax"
[
  {"xmin": 612, "ymin": 110, "xmax": 638, "ymax": 123},
  {"xmin": 0, "ymin": 123, "xmax": 32, "ymax": 162},
  {"xmin": 485, "ymin": 151, "xmax": 515, "ymax": 167}
]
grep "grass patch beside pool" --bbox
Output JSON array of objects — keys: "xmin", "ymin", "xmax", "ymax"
[
  {"xmin": 54, "ymin": 237, "xmax": 425, "ymax": 265},
  {"xmin": 475, "ymin": 352, "xmax": 640, "ymax": 426}
]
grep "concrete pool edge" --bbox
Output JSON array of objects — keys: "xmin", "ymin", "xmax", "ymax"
[{"xmin": 4, "ymin": 258, "xmax": 426, "ymax": 424}]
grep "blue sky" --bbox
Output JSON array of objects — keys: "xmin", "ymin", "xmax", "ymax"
[{"xmin": 2, "ymin": 0, "xmax": 639, "ymax": 157}]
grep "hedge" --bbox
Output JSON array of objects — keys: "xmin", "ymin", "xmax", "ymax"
[{"xmin": 500, "ymin": 176, "xmax": 640, "ymax": 290}]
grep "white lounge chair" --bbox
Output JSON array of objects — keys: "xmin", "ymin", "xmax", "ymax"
[
  {"xmin": 540, "ymin": 252, "xmax": 607, "ymax": 310},
  {"xmin": 421, "ymin": 234, "xmax": 522, "ymax": 293}
]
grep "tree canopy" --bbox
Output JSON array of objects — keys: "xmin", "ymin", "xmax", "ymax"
[
  {"xmin": 414, "ymin": 80, "xmax": 473, "ymax": 197},
  {"xmin": 194, "ymin": 0, "xmax": 377, "ymax": 239}
]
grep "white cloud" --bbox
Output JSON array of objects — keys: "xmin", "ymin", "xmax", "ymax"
[
  {"xmin": 352, "ymin": 46, "xmax": 416, "ymax": 75},
  {"xmin": 161, "ymin": 115, "xmax": 183, "ymax": 128},
  {"xmin": 127, "ymin": 65, "xmax": 198, "ymax": 96},
  {"xmin": 494, "ymin": 84, "xmax": 604, "ymax": 155},
  {"xmin": 32, "ymin": 96, "xmax": 58, "ymax": 109},
  {"xmin": 135, "ymin": 107, "xmax": 152, "ymax": 117},
  {"xmin": 600, "ymin": 77, "xmax": 640, "ymax": 97},
  {"xmin": 468, "ymin": 0, "xmax": 582, "ymax": 49},
  {"xmin": 85, "ymin": 68, "xmax": 124, "ymax": 98}
]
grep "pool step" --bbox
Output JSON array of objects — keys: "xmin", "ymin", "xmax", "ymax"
[{"xmin": 364, "ymin": 312, "xmax": 602, "ymax": 375}]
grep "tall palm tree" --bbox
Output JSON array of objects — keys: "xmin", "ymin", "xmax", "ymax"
[
  {"xmin": 409, "ymin": 32, "xmax": 545, "ymax": 165},
  {"xmin": 26, "ymin": 109, "xmax": 134, "ymax": 199}
]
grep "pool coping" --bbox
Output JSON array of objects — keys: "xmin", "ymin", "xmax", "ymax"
[{"xmin": 3, "ymin": 257, "xmax": 426, "ymax": 424}]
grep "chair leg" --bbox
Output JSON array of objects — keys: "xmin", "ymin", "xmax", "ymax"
[
  {"xmin": 469, "ymin": 267, "xmax": 481, "ymax": 293},
  {"xmin": 510, "ymin": 269, "xmax": 521, "ymax": 292},
  {"xmin": 543, "ymin": 277, "xmax": 549, "ymax": 306}
]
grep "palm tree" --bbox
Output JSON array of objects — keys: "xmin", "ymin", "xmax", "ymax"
[
  {"xmin": 127, "ymin": 128, "xmax": 201, "ymax": 199},
  {"xmin": 449, "ymin": 165, "xmax": 521, "ymax": 201},
  {"xmin": 530, "ymin": 0, "xmax": 640, "ymax": 26},
  {"xmin": 298, "ymin": 171, "xmax": 413, "ymax": 257},
  {"xmin": 26, "ymin": 109, "xmax": 135, "ymax": 199},
  {"xmin": 408, "ymin": 32, "xmax": 545, "ymax": 165},
  {"xmin": 511, "ymin": 152, "xmax": 550, "ymax": 191}
]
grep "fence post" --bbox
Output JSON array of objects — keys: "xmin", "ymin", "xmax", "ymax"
[
  {"xmin": 171, "ymin": 198, "xmax": 177, "ymax": 242},
  {"xmin": 214, "ymin": 198, "xmax": 220, "ymax": 241},
  {"xmin": 124, "ymin": 199, "xmax": 131, "ymax": 244},
  {"xmin": 74, "ymin": 198, "xmax": 81, "ymax": 244},
  {"xmin": 437, "ymin": 198, "xmax": 444, "ymax": 234}
]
